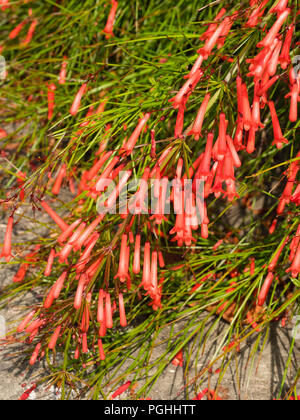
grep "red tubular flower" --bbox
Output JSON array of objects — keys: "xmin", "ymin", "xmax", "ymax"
[
  {"xmin": 195, "ymin": 133, "xmax": 214, "ymax": 180},
  {"xmin": 193, "ymin": 388, "xmax": 209, "ymax": 401},
  {"xmin": 1, "ymin": 0, "xmax": 10, "ymax": 11},
  {"xmin": 226, "ymin": 135, "xmax": 241, "ymax": 167},
  {"xmin": 75, "ymin": 214, "xmax": 104, "ymax": 250},
  {"xmin": 133, "ymin": 234, "xmax": 141, "ymax": 274},
  {"xmin": 82, "ymin": 333, "xmax": 88, "ymax": 354},
  {"xmin": 246, "ymin": 126, "xmax": 257, "ymax": 154},
  {"xmin": 213, "ymin": 239, "xmax": 223, "ymax": 251},
  {"xmin": 19, "ymin": 384, "xmax": 37, "ymax": 401},
  {"xmin": 169, "ymin": 69, "xmax": 203, "ymax": 109},
  {"xmin": 204, "ymin": 161, "xmax": 218, "ymax": 198},
  {"xmin": 172, "ymin": 175, "xmax": 183, "ymax": 215},
  {"xmin": 57, "ymin": 219, "xmax": 82, "ymax": 244},
  {"xmin": 268, "ymin": 236, "xmax": 289, "ymax": 271},
  {"xmin": 286, "ymin": 241, "xmax": 300, "ymax": 278},
  {"xmin": 150, "ymin": 251, "xmax": 158, "ymax": 291},
  {"xmin": 278, "ymin": 25, "xmax": 294, "ymax": 69},
  {"xmin": 75, "ymin": 233, "xmax": 100, "ymax": 273},
  {"xmin": 172, "ymin": 349, "xmax": 183, "ymax": 367},
  {"xmin": 103, "ymin": 0, "xmax": 118, "ymax": 39},
  {"xmin": 105, "ymin": 292, "xmax": 113, "ymax": 329},
  {"xmin": 52, "ymin": 163, "xmax": 67, "ymax": 195},
  {"xmin": 9, "ymin": 19, "xmax": 28, "ymax": 39},
  {"xmin": 98, "ymin": 339, "xmax": 105, "ymax": 361},
  {"xmin": 270, "ymin": 0, "xmax": 289, "ymax": 15},
  {"xmin": 285, "ymin": 83, "xmax": 300, "ymax": 123},
  {"xmin": 158, "ymin": 251, "xmax": 165, "ymax": 268},
  {"xmin": 279, "ymin": 173, "xmax": 298, "ymax": 209},
  {"xmin": 211, "ymin": 159, "xmax": 225, "ymax": 198},
  {"xmin": 0, "ymin": 127, "xmax": 7, "ymax": 139},
  {"xmin": 257, "ymin": 75, "xmax": 279, "ymax": 96},
  {"xmin": 181, "ymin": 215, "xmax": 196, "ymax": 246},
  {"xmin": 44, "ymin": 248, "xmax": 56, "ymax": 276},
  {"xmin": 217, "ymin": 12, "xmax": 237, "ymax": 49},
  {"xmin": 236, "ymin": 75, "xmax": 243, "ymax": 114},
  {"xmin": 88, "ymin": 151, "xmax": 113, "ymax": 180},
  {"xmin": 241, "ymin": 83, "xmax": 253, "ymax": 131},
  {"xmin": 142, "ymin": 242, "xmax": 151, "ymax": 289},
  {"xmin": 13, "ymin": 263, "xmax": 29, "ymax": 283},
  {"xmin": 70, "ymin": 83, "xmax": 88, "ymax": 116},
  {"xmin": 149, "ymin": 147, "xmax": 174, "ymax": 178},
  {"xmin": 48, "ymin": 325, "xmax": 62, "ymax": 350},
  {"xmin": 234, "ymin": 120, "xmax": 244, "ymax": 151},
  {"xmin": 97, "ymin": 289, "xmax": 105, "ymax": 323},
  {"xmin": 52, "ymin": 271, "xmax": 67, "ymax": 299},
  {"xmin": 276, "ymin": 158, "xmax": 299, "ymax": 213},
  {"xmin": 111, "ymin": 381, "xmax": 132, "ymax": 399},
  {"xmin": 47, "ymin": 82, "xmax": 56, "ymax": 120},
  {"xmin": 99, "ymin": 310, "xmax": 107, "ymax": 338},
  {"xmin": 224, "ymin": 179, "xmax": 239, "ymax": 202},
  {"xmin": 26, "ymin": 317, "xmax": 45, "ymax": 334},
  {"xmin": 95, "ymin": 98, "xmax": 108, "ymax": 117},
  {"xmin": 106, "ymin": 170, "xmax": 132, "ymax": 209},
  {"xmin": 269, "ymin": 218, "xmax": 278, "ymax": 234},
  {"xmin": 200, "ymin": 8, "xmax": 227, "ymax": 41},
  {"xmin": 74, "ymin": 274, "xmax": 88, "ymax": 309},
  {"xmin": 257, "ymin": 8, "xmax": 290, "ymax": 49},
  {"xmin": 23, "ymin": 19, "xmax": 37, "ymax": 45},
  {"xmin": 115, "ymin": 234, "xmax": 130, "ymax": 283},
  {"xmin": 267, "ymin": 39, "xmax": 282, "ymax": 76},
  {"xmin": 119, "ymin": 293, "xmax": 127, "ymax": 327},
  {"xmin": 257, "ymin": 272, "xmax": 275, "ymax": 306},
  {"xmin": 198, "ymin": 17, "xmax": 231, "ymax": 59},
  {"xmin": 129, "ymin": 167, "xmax": 150, "ymax": 215},
  {"xmin": 121, "ymin": 113, "xmax": 150, "ymax": 156},
  {"xmin": 251, "ymin": 93, "xmax": 264, "ymax": 131},
  {"xmin": 81, "ymin": 293, "xmax": 91, "ymax": 333},
  {"xmin": 176, "ymin": 158, "xmax": 184, "ymax": 180},
  {"xmin": 17, "ymin": 310, "xmax": 36, "ymax": 334},
  {"xmin": 151, "ymin": 177, "xmax": 169, "ymax": 225},
  {"xmin": 268, "ymin": 101, "xmax": 288, "ymax": 149},
  {"xmin": 44, "ymin": 286, "xmax": 56, "ymax": 309},
  {"xmin": 80, "ymin": 105, "xmax": 95, "ymax": 128},
  {"xmin": 0, "ymin": 216, "xmax": 13, "ymax": 262},
  {"xmin": 223, "ymin": 148, "xmax": 235, "ymax": 182},
  {"xmin": 59, "ymin": 56, "xmax": 68, "ymax": 84},
  {"xmin": 150, "ymin": 129, "xmax": 156, "ymax": 158},
  {"xmin": 250, "ymin": 257, "xmax": 256, "ymax": 275},
  {"xmin": 289, "ymin": 224, "xmax": 300, "ymax": 262},
  {"xmin": 217, "ymin": 113, "xmax": 227, "ymax": 160},
  {"xmin": 189, "ymin": 93, "xmax": 210, "ymax": 140},
  {"xmin": 247, "ymin": 43, "xmax": 275, "ymax": 79},
  {"xmin": 40, "ymin": 201, "xmax": 69, "ymax": 231},
  {"xmin": 185, "ymin": 54, "xmax": 204, "ymax": 80},
  {"xmin": 170, "ymin": 210, "xmax": 185, "ymax": 246},
  {"xmin": 110, "ymin": 162, "xmax": 126, "ymax": 180},
  {"xmin": 289, "ymin": 67, "xmax": 300, "ymax": 86},
  {"xmin": 59, "ymin": 222, "xmax": 86, "ymax": 263},
  {"xmin": 246, "ymin": 0, "xmax": 268, "ymax": 27},
  {"xmin": 29, "ymin": 342, "xmax": 41, "ymax": 366},
  {"xmin": 16, "ymin": 171, "xmax": 26, "ymax": 200}
]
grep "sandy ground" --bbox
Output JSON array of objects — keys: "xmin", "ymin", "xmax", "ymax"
[{"xmin": 0, "ymin": 207, "xmax": 299, "ymax": 400}]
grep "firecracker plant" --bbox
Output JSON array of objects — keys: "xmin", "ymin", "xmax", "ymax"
[{"xmin": 0, "ymin": 0, "xmax": 299, "ymax": 400}]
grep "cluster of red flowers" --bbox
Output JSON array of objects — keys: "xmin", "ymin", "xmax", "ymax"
[{"xmin": 0, "ymin": 0, "xmax": 299, "ymax": 367}]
